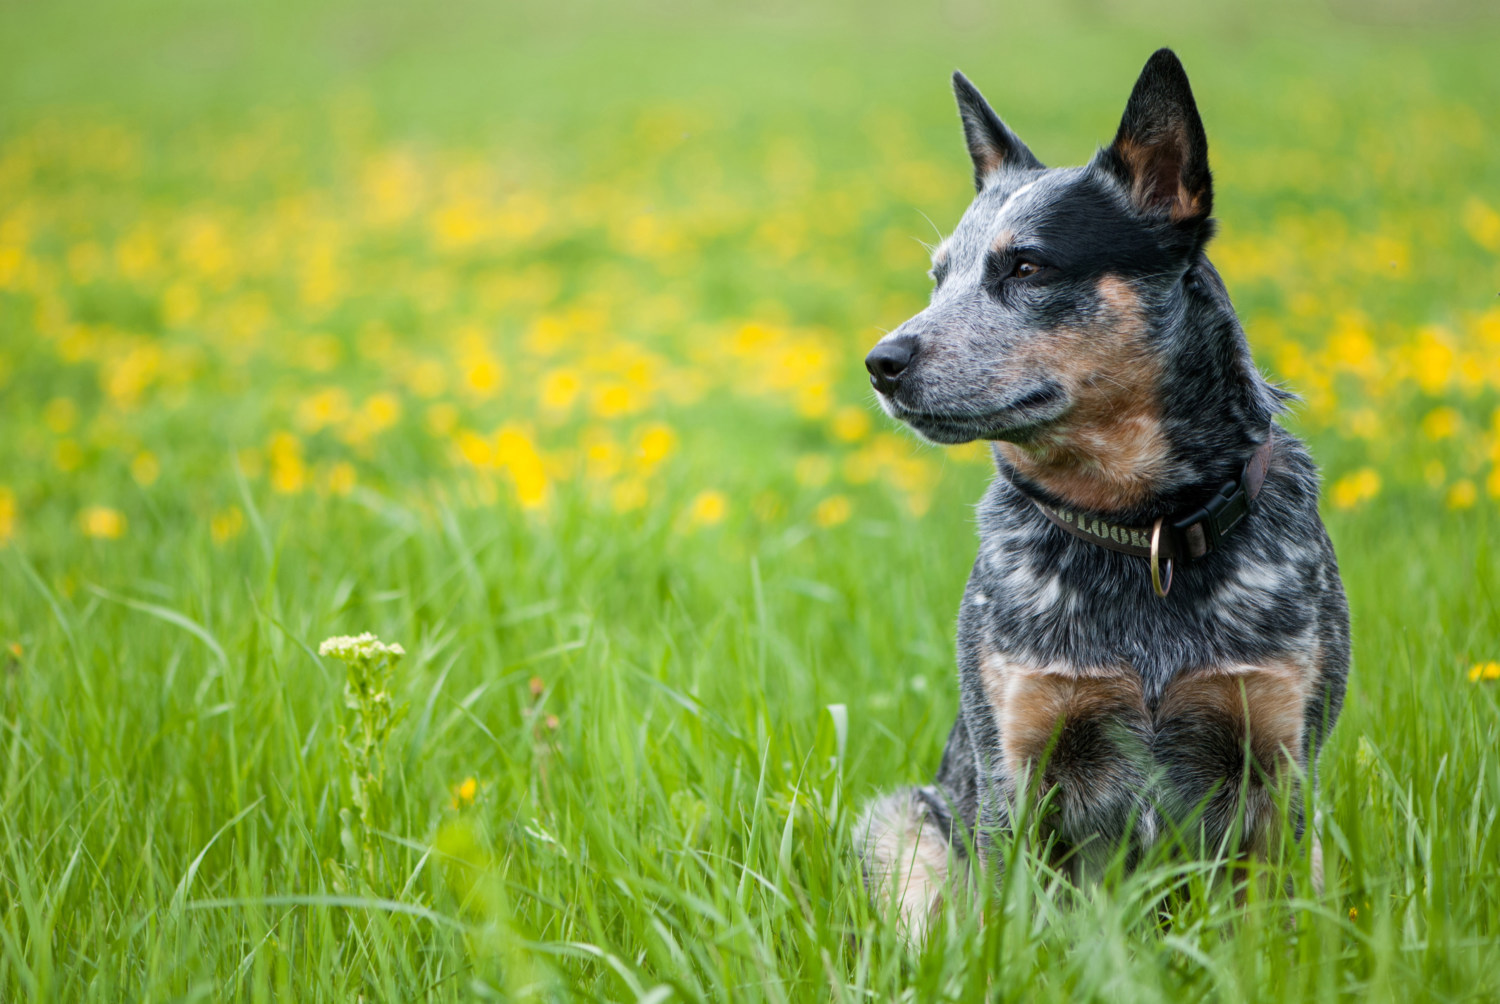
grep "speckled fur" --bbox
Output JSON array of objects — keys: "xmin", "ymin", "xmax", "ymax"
[{"xmin": 858, "ymin": 50, "xmax": 1349, "ymax": 920}]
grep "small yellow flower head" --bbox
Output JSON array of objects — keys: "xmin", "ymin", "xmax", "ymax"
[
  {"xmin": 1446, "ymin": 480, "xmax": 1477, "ymax": 510},
  {"xmin": 81, "ymin": 506, "xmax": 126, "ymax": 539},
  {"xmin": 687, "ymin": 489, "xmax": 727, "ymax": 527},
  {"xmin": 1467, "ymin": 661, "xmax": 1500, "ymax": 682},
  {"xmin": 1421, "ymin": 407, "xmax": 1460, "ymax": 441},
  {"xmin": 1330, "ymin": 468, "xmax": 1381, "ymax": 510},
  {"xmin": 831, "ymin": 405, "xmax": 872, "ymax": 443},
  {"xmin": 318, "ymin": 632, "xmax": 406, "ymax": 662},
  {"xmin": 814, "ymin": 494, "xmax": 852, "ymax": 528},
  {"xmin": 211, "ymin": 506, "xmax": 245, "ymax": 543}
]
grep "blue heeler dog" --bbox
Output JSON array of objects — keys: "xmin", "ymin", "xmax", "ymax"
[{"xmin": 858, "ymin": 49, "xmax": 1350, "ymax": 938}]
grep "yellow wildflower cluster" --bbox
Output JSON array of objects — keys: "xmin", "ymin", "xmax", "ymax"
[{"xmin": 0, "ymin": 94, "xmax": 1495, "ymax": 546}]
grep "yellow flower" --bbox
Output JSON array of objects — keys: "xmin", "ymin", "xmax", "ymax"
[
  {"xmin": 540, "ymin": 368, "xmax": 582, "ymax": 412},
  {"xmin": 635, "ymin": 423, "xmax": 677, "ymax": 469},
  {"xmin": 211, "ymin": 506, "xmax": 245, "ymax": 543},
  {"xmin": 297, "ymin": 388, "xmax": 352, "ymax": 433},
  {"xmin": 0, "ymin": 486, "xmax": 15, "ymax": 543},
  {"xmin": 269, "ymin": 432, "xmax": 306, "ymax": 494},
  {"xmin": 1467, "ymin": 661, "xmax": 1500, "ymax": 682},
  {"xmin": 1420, "ymin": 406, "xmax": 1460, "ymax": 441},
  {"xmin": 814, "ymin": 494, "xmax": 852, "ymax": 528},
  {"xmin": 1446, "ymin": 480, "xmax": 1477, "ymax": 510},
  {"xmin": 495, "ymin": 426, "xmax": 549, "ymax": 509},
  {"xmin": 1411, "ymin": 326, "xmax": 1456, "ymax": 394},
  {"xmin": 326, "ymin": 461, "xmax": 358, "ymax": 496},
  {"xmin": 363, "ymin": 393, "xmax": 401, "ymax": 432},
  {"xmin": 830, "ymin": 405, "xmax": 871, "ymax": 443},
  {"xmin": 463, "ymin": 355, "xmax": 504, "ymax": 397},
  {"xmin": 81, "ymin": 506, "xmax": 126, "ymax": 539},
  {"xmin": 43, "ymin": 396, "xmax": 77, "ymax": 433},
  {"xmin": 1330, "ymin": 468, "xmax": 1381, "ymax": 510},
  {"xmin": 591, "ymin": 383, "xmax": 638, "ymax": 418},
  {"xmin": 1488, "ymin": 467, "xmax": 1500, "ymax": 501},
  {"xmin": 1462, "ymin": 197, "xmax": 1500, "ymax": 252},
  {"xmin": 687, "ymin": 490, "xmax": 727, "ymax": 527},
  {"xmin": 450, "ymin": 776, "xmax": 479, "ymax": 809},
  {"xmin": 131, "ymin": 451, "xmax": 160, "ymax": 487}
]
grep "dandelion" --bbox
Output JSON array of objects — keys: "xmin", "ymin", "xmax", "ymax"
[
  {"xmin": 81, "ymin": 506, "xmax": 126, "ymax": 539},
  {"xmin": 326, "ymin": 461, "xmax": 358, "ymax": 496},
  {"xmin": 363, "ymin": 393, "xmax": 401, "ymax": 431},
  {"xmin": 1330, "ymin": 468, "xmax": 1381, "ymax": 510},
  {"xmin": 0, "ymin": 486, "xmax": 15, "ymax": 543},
  {"xmin": 814, "ymin": 494, "xmax": 852, "ymax": 528},
  {"xmin": 449, "ymin": 776, "xmax": 478, "ymax": 809},
  {"xmin": 210, "ymin": 506, "xmax": 245, "ymax": 543},
  {"xmin": 1420, "ymin": 406, "xmax": 1460, "ymax": 440},
  {"xmin": 831, "ymin": 405, "xmax": 871, "ymax": 443},
  {"xmin": 540, "ymin": 368, "xmax": 582, "ymax": 411},
  {"xmin": 1462, "ymin": 196, "xmax": 1500, "ymax": 252},
  {"xmin": 635, "ymin": 423, "xmax": 677, "ymax": 468},
  {"xmin": 1446, "ymin": 480, "xmax": 1477, "ymax": 510},
  {"xmin": 687, "ymin": 490, "xmax": 727, "ymax": 527},
  {"xmin": 462, "ymin": 355, "xmax": 503, "ymax": 397},
  {"xmin": 1467, "ymin": 662, "xmax": 1500, "ymax": 682},
  {"xmin": 269, "ymin": 432, "xmax": 306, "ymax": 493},
  {"xmin": 131, "ymin": 451, "xmax": 160, "ymax": 486}
]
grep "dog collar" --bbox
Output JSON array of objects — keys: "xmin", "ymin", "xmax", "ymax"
[{"xmin": 1020, "ymin": 428, "xmax": 1274, "ymax": 598}]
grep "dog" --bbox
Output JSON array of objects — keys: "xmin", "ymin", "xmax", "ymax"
[{"xmin": 857, "ymin": 49, "xmax": 1350, "ymax": 939}]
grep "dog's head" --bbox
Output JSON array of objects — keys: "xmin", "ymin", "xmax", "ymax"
[{"xmin": 867, "ymin": 49, "xmax": 1222, "ymax": 509}]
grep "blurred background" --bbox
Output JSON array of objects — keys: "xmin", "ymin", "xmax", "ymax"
[{"xmin": 1, "ymin": 0, "xmax": 1497, "ymax": 551}]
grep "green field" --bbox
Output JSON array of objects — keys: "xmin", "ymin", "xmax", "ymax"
[{"xmin": 2, "ymin": 0, "xmax": 1499, "ymax": 999}]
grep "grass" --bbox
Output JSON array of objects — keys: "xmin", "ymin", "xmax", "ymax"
[{"xmin": 2, "ymin": 0, "xmax": 1499, "ymax": 999}]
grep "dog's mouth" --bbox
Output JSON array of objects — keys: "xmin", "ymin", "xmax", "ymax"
[{"xmin": 881, "ymin": 383, "xmax": 1068, "ymax": 445}]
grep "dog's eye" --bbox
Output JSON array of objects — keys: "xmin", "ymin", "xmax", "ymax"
[{"xmin": 1010, "ymin": 260, "xmax": 1042, "ymax": 280}]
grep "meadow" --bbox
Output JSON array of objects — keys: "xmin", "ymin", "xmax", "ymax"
[{"xmin": 2, "ymin": 0, "xmax": 1499, "ymax": 999}]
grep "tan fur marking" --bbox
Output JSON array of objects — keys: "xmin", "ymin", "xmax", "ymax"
[
  {"xmin": 991, "ymin": 229, "xmax": 1015, "ymax": 254},
  {"xmin": 997, "ymin": 275, "xmax": 1170, "ymax": 511},
  {"xmin": 982, "ymin": 656, "xmax": 1148, "ymax": 781},
  {"xmin": 1158, "ymin": 662, "xmax": 1311, "ymax": 772},
  {"xmin": 1116, "ymin": 136, "xmax": 1203, "ymax": 222}
]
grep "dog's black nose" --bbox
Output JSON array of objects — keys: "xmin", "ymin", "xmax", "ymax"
[{"xmin": 865, "ymin": 336, "xmax": 916, "ymax": 394}]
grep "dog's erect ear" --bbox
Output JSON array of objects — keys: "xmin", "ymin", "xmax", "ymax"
[
  {"xmin": 952, "ymin": 70, "xmax": 1043, "ymax": 190},
  {"xmin": 1096, "ymin": 49, "xmax": 1212, "ymax": 226}
]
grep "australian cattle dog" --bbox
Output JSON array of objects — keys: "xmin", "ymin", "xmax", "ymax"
[{"xmin": 857, "ymin": 49, "xmax": 1350, "ymax": 938}]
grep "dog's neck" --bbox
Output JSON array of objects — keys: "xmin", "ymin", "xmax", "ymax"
[{"xmin": 993, "ymin": 258, "xmax": 1281, "ymax": 524}]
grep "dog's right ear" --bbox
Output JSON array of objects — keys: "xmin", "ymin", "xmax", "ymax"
[{"xmin": 952, "ymin": 71, "xmax": 1044, "ymax": 190}]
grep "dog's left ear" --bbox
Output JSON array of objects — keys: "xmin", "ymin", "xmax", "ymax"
[{"xmin": 1095, "ymin": 48, "xmax": 1212, "ymax": 228}]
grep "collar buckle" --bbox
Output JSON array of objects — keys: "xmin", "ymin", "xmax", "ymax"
[{"xmin": 1174, "ymin": 477, "xmax": 1251, "ymax": 557}]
